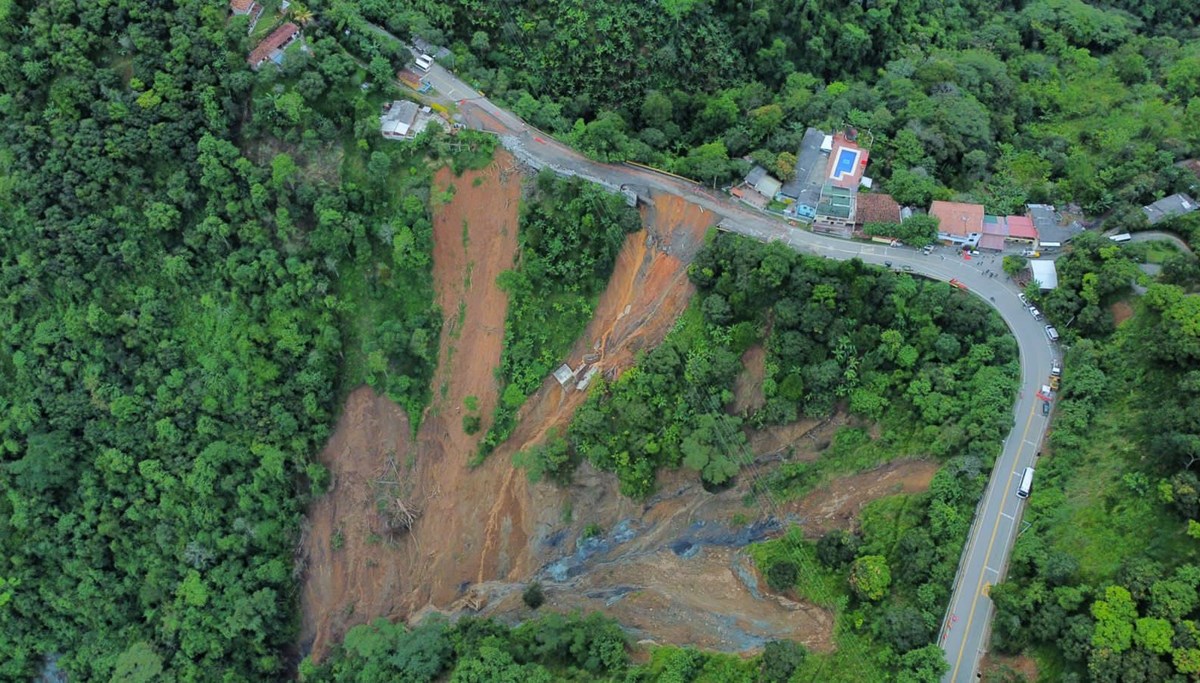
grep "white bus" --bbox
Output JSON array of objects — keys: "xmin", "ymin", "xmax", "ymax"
[
  {"xmin": 1038, "ymin": 241, "xmax": 1061, "ymax": 251},
  {"xmin": 414, "ymin": 54, "xmax": 433, "ymax": 72},
  {"xmin": 1109, "ymin": 233, "xmax": 1132, "ymax": 243},
  {"xmin": 1017, "ymin": 467, "xmax": 1035, "ymax": 499}
]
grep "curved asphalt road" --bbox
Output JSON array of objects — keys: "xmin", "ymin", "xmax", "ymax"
[{"xmin": 397, "ymin": 46, "xmax": 1057, "ymax": 681}]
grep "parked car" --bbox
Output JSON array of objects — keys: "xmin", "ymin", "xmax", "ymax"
[
  {"xmin": 902, "ymin": 265, "xmax": 913, "ymax": 272},
  {"xmin": 922, "ymin": 245, "xmax": 934, "ymax": 255},
  {"xmin": 1018, "ymin": 293, "xmax": 1028, "ymax": 305},
  {"xmin": 1042, "ymin": 401, "xmax": 1051, "ymax": 416},
  {"xmin": 1045, "ymin": 325, "xmax": 1059, "ymax": 342},
  {"xmin": 884, "ymin": 260, "xmax": 892, "ymax": 268},
  {"xmin": 1029, "ymin": 306, "xmax": 1043, "ymax": 320}
]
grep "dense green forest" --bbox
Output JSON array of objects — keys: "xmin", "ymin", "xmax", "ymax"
[
  {"xmin": 480, "ymin": 171, "xmax": 640, "ymax": 459},
  {"xmin": 987, "ymin": 237, "xmax": 1200, "ymax": 681},
  {"xmin": 4, "ymin": 0, "xmax": 1200, "ymax": 679},
  {"xmin": 526, "ymin": 233, "xmax": 1019, "ymax": 498},
  {"xmin": 0, "ymin": 0, "xmax": 491, "ymax": 678},
  {"xmin": 331, "ymin": 0, "xmax": 1200, "ymax": 227},
  {"xmin": 301, "ymin": 610, "xmax": 813, "ymax": 682}
]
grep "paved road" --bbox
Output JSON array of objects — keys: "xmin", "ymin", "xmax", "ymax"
[
  {"xmin": 394, "ymin": 43, "xmax": 1057, "ymax": 680},
  {"xmin": 1128, "ymin": 230, "xmax": 1195, "ymax": 255}
]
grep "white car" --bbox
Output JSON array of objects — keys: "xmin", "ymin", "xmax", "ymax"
[
  {"xmin": 1018, "ymin": 293, "xmax": 1028, "ymax": 305},
  {"xmin": 1045, "ymin": 325, "xmax": 1059, "ymax": 342},
  {"xmin": 1029, "ymin": 306, "xmax": 1042, "ymax": 320}
]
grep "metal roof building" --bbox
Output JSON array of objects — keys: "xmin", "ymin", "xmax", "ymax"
[
  {"xmin": 1030, "ymin": 259, "xmax": 1059, "ymax": 290},
  {"xmin": 1143, "ymin": 193, "xmax": 1197, "ymax": 225}
]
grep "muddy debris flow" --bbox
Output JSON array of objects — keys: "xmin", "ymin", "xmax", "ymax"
[{"xmin": 296, "ymin": 165, "xmax": 932, "ymax": 661}]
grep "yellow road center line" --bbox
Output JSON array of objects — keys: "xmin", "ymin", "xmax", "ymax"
[{"xmin": 949, "ymin": 404, "xmax": 1038, "ymax": 681}]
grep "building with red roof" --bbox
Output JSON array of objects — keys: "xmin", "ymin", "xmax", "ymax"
[
  {"xmin": 930, "ymin": 200, "xmax": 985, "ymax": 248},
  {"xmin": 1006, "ymin": 215, "xmax": 1037, "ymax": 243},
  {"xmin": 230, "ymin": 0, "xmax": 264, "ymax": 33},
  {"xmin": 230, "ymin": 0, "xmax": 258, "ymax": 14},
  {"xmin": 855, "ymin": 193, "xmax": 901, "ymax": 227},
  {"xmin": 248, "ymin": 22, "xmax": 300, "ymax": 70}
]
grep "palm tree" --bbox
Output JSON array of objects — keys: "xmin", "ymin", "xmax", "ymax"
[{"xmin": 289, "ymin": 3, "xmax": 313, "ymax": 26}]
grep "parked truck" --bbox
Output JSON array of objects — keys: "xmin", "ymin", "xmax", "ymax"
[{"xmin": 1037, "ymin": 384, "xmax": 1054, "ymax": 401}]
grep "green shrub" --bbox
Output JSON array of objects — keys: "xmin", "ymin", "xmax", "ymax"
[{"xmin": 522, "ymin": 582, "xmax": 545, "ymax": 609}]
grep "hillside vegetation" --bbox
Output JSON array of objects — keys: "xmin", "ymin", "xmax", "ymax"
[
  {"xmin": 0, "ymin": 2, "xmax": 490, "ymax": 679},
  {"xmin": 988, "ymin": 238, "xmax": 1200, "ymax": 680},
  {"xmin": 335, "ymin": 0, "xmax": 1199, "ymax": 229}
]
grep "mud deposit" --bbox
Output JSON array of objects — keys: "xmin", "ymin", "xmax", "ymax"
[
  {"xmin": 787, "ymin": 460, "xmax": 940, "ymax": 539},
  {"xmin": 299, "ymin": 183, "xmax": 722, "ymax": 659},
  {"xmin": 300, "ymin": 153, "xmax": 523, "ymax": 659},
  {"xmin": 470, "ymin": 466, "xmax": 837, "ymax": 654}
]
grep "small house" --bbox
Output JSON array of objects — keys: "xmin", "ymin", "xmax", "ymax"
[
  {"xmin": 930, "ymin": 200, "xmax": 985, "ymax": 248},
  {"xmin": 743, "ymin": 166, "xmax": 782, "ymax": 199},
  {"xmin": 1143, "ymin": 193, "xmax": 1197, "ymax": 225},
  {"xmin": 1029, "ymin": 260, "xmax": 1059, "ymax": 290},
  {"xmin": 855, "ymin": 192, "xmax": 901, "ymax": 228},
  {"xmin": 248, "ymin": 22, "xmax": 301, "ymax": 70},
  {"xmin": 381, "ymin": 100, "xmax": 420, "ymax": 139},
  {"xmin": 1027, "ymin": 204, "xmax": 1084, "ymax": 246},
  {"xmin": 779, "ymin": 127, "xmax": 829, "ymax": 220}
]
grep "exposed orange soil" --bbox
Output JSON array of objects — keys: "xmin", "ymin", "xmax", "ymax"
[
  {"xmin": 300, "ymin": 153, "xmax": 522, "ymax": 659},
  {"xmin": 979, "ymin": 652, "xmax": 1039, "ymax": 682},
  {"xmin": 299, "ymin": 184, "xmax": 716, "ymax": 659},
  {"xmin": 459, "ymin": 463, "xmax": 837, "ymax": 654},
  {"xmin": 787, "ymin": 460, "xmax": 940, "ymax": 539},
  {"xmin": 497, "ymin": 193, "xmax": 715, "ymax": 453},
  {"xmin": 731, "ymin": 344, "xmax": 766, "ymax": 416},
  {"xmin": 1111, "ymin": 300, "xmax": 1134, "ymax": 326},
  {"xmin": 297, "ymin": 388, "xmax": 415, "ymax": 660}
]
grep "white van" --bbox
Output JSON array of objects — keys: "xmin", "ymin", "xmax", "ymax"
[
  {"xmin": 1017, "ymin": 467, "xmax": 1035, "ymax": 499},
  {"xmin": 414, "ymin": 54, "xmax": 433, "ymax": 72},
  {"xmin": 1045, "ymin": 325, "xmax": 1059, "ymax": 342}
]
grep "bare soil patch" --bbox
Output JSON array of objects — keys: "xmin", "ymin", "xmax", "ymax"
[
  {"xmin": 746, "ymin": 413, "xmax": 844, "ymax": 463},
  {"xmin": 300, "ymin": 152, "xmax": 522, "ymax": 659},
  {"xmin": 979, "ymin": 652, "xmax": 1039, "ymax": 682},
  {"xmin": 731, "ymin": 345, "xmax": 766, "ymax": 416},
  {"xmin": 301, "ymin": 181, "xmax": 845, "ymax": 660},
  {"xmin": 1111, "ymin": 300, "xmax": 1134, "ymax": 326},
  {"xmin": 786, "ymin": 460, "xmax": 940, "ymax": 539},
  {"xmin": 297, "ymin": 387, "xmax": 416, "ymax": 659},
  {"xmin": 466, "ymin": 463, "xmax": 836, "ymax": 654}
]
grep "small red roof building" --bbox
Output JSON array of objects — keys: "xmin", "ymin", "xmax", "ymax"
[
  {"xmin": 230, "ymin": 0, "xmax": 259, "ymax": 15},
  {"xmin": 1006, "ymin": 215, "xmax": 1038, "ymax": 241},
  {"xmin": 856, "ymin": 193, "xmax": 901, "ymax": 225},
  {"xmin": 248, "ymin": 22, "xmax": 300, "ymax": 69}
]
